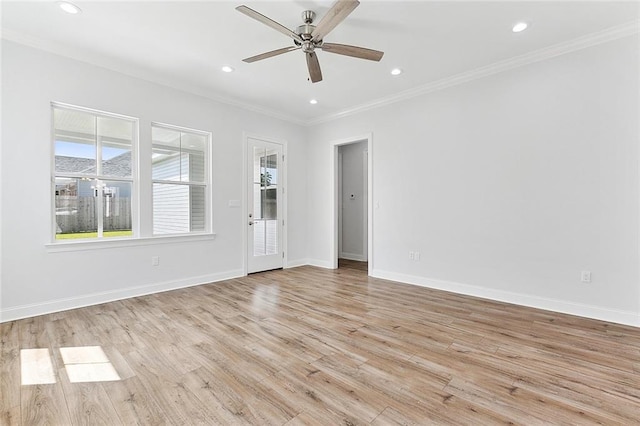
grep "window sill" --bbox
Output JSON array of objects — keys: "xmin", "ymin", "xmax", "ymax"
[{"xmin": 45, "ymin": 233, "xmax": 217, "ymax": 253}]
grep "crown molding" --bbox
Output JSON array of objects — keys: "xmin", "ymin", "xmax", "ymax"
[
  {"xmin": 1, "ymin": 28, "xmax": 307, "ymax": 126},
  {"xmin": 3, "ymin": 19, "xmax": 638, "ymax": 128},
  {"xmin": 307, "ymin": 19, "xmax": 640, "ymax": 126}
]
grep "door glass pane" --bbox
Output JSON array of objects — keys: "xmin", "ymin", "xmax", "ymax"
[
  {"xmin": 253, "ymin": 220, "xmax": 265, "ymax": 256},
  {"xmin": 252, "ymin": 145, "xmax": 279, "ymax": 257},
  {"xmin": 263, "ymin": 153, "xmax": 278, "ymax": 185},
  {"xmin": 262, "ymin": 188, "xmax": 277, "ymax": 219},
  {"xmin": 102, "ymin": 181, "xmax": 132, "ymax": 237},
  {"xmin": 253, "ymin": 177, "xmax": 265, "ymax": 256},
  {"xmin": 253, "ymin": 183, "xmax": 263, "ymax": 219},
  {"xmin": 253, "ymin": 147, "xmax": 264, "ymax": 185},
  {"xmin": 54, "ymin": 108, "xmax": 96, "ymax": 175},
  {"xmin": 266, "ymin": 219, "xmax": 277, "ymax": 255},
  {"xmin": 55, "ymin": 177, "xmax": 97, "ymax": 239},
  {"xmin": 99, "ymin": 116, "xmax": 133, "ymax": 178}
]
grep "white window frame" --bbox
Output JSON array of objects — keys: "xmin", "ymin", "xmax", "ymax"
[
  {"xmin": 51, "ymin": 102, "xmax": 139, "ymax": 242},
  {"xmin": 151, "ymin": 122, "xmax": 212, "ymax": 236}
]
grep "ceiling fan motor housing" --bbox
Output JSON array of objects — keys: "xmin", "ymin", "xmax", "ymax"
[{"xmin": 295, "ymin": 24, "xmax": 316, "ymax": 40}]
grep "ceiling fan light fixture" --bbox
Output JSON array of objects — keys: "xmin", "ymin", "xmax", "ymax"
[
  {"xmin": 391, "ymin": 68, "xmax": 403, "ymax": 76},
  {"xmin": 58, "ymin": 1, "xmax": 81, "ymax": 14},
  {"xmin": 221, "ymin": 65, "xmax": 234, "ymax": 73},
  {"xmin": 512, "ymin": 22, "xmax": 528, "ymax": 33},
  {"xmin": 309, "ymin": 99, "xmax": 318, "ymax": 105}
]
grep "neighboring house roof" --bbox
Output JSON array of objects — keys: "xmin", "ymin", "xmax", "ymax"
[
  {"xmin": 55, "ymin": 156, "xmax": 94, "ymax": 174},
  {"xmin": 55, "ymin": 152, "xmax": 132, "ymax": 177}
]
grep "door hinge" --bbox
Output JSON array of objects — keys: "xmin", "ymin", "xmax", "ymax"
[
  {"xmin": 282, "ymin": 252, "xmax": 285, "ymax": 258},
  {"xmin": 282, "ymin": 219, "xmax": 285, "ymax": 226},
  {"xmin": 282, "ymin": 154, "xmax": 285, "ymax": 162}
]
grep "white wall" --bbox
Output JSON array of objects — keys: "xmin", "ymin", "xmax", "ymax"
[
  {"xmin": 0, "ymin": 40, "xmax": 308, "ymax": 321},
  {"xmin": 339, "ymin": 141, "xmax": 367, "ymax": 261},
  {"xmin": 2, "ymin": 35, "xmax": 639, "ymax": 327},
  {"xmin": 307, "ymin": 36, "xmax": 640, "ymax": 326}
]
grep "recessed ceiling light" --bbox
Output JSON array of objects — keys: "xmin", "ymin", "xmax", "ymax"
[
  {"xmin": 221, "ymin": 65, "xmax": 234, "ymax": 73},
  {"xmin": 309, "ymin": 99, "xmax": 318, "ymax": 105},
  {"xmin": 58, "ymin": 1, "xmax": 81, "ymax": 14},
  {"xmin": 512, "ymin": 22, "xmax": 528, "ymax": 33},
  {"xmin": 391, "ymin": 68, "xmax": 403, "ymax": 76}
]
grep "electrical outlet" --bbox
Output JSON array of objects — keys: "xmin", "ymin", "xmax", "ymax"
[
  {"xmin": 151, "ymin": 256, "xmax": 160, "ymax": 266},
  {"xmin": 581, "ymin": 271, "xmax": 591, "ymax": 283},
  {"xmin": 409, "ymin": 251, "xmax": 414, "ymax": 260},
  {"xmin": 414, "ymin": 252, "xmax": 420, "ymax": 261}
]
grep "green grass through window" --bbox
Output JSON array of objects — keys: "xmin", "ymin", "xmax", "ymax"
[{"xmin": 55, "ymin": 230, "xmax": 133, "ymax": 240}]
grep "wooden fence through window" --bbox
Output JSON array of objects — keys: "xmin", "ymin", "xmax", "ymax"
[{"xmin": 55, "ymin": 196, "xmax": 131, "ymax": 233}]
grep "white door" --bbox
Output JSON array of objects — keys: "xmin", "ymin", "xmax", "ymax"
[{"xmin": 247, "ymin": 138, "xmax": 283, "ymax": 273}]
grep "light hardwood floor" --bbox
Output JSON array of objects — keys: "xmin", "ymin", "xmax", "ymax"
[
  {"xmin": 1, "ymin": 266, "xmax": 639, "ymax": 425},
  {"xmin": 338, "ymin": 259, "xmax": 368, "ymax": 272}
]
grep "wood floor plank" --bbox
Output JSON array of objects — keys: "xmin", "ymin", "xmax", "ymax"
[
  {"xmin": 3, "ymin": 265, "xmax": 639, "ymax": 424},
  {"xmin": 58, "ymin": 368, "xmax": 122, "ymax": 426},
  {"xmin": 126, "ymin": 349, "xmax": 224, "ymax": 425},
  {"xmin": 102, "ymin": 376, "xmax": 168, "ymax": 425},
  {"xmin": 19, "ymin": 316, "xmax": 49, "ymax": 349},
  {"xmin": 284, "ymin": 410, "xmax": 340, "ymax": 426},
  {"xmin": 183, "ymin": 364, "xmax": 297, "ymax": 425},
  {"xmin": 21, "ymin": 383, "xmax": 72, "ymax": 425},
  {"xmin": 257, "ymin": 362, "xmax": 371, "ymax": 426},
  {"xmin": 1, "ymin": 321, "xmax": 21, "ymax": 425}
]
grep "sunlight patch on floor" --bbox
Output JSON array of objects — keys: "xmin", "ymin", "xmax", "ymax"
[
  {"xmin": 20, "ymin": 348, "xmax": 56, "ymax": 385},
  {"xmin": 60, "ymin": 346, "xmax": 120, "ymax": 383},
  {"xmin": 21, "ymin": 346, "xmax": 121, "ymax": 385}
]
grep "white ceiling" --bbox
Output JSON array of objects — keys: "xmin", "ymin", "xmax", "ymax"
[{"xmin": 2, "ymin": 1, "xmax": 638, "ymax": 124}]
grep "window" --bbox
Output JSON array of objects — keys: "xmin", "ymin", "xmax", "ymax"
[
  {"xmin": 52, "ymin": 104, "xmax": 137, "ymax": 240},
  {"xmin": 151, "ymin": 124, "xmax": 210, "ymax": 235}
]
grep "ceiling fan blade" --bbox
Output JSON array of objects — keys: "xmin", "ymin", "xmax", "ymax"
[
  {"xmin": 306, "ymin": 52, "xmax": 323, "ymax": 83},
  {"xmin": 320, "ymin": 43, "xmax": 384, "ymax": 61},
  {"xmin": 243, "ymin": 46, "xmax": 300, "ymax": 63},
  {"xmin": 311, "ymin": 0, "xmax": 360, "ymax": 42},
  {"xmin": 236, "ymin": 5, "xmax": 303, "ymax": 43}
]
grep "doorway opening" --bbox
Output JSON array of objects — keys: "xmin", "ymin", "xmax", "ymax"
[
  {"xmin": 338, "ymin": 141, "xmax": 368, "ymax": 272},
  {"xmin": 330, "ymin": 133, "xmax": 372, "ymax": 274}
]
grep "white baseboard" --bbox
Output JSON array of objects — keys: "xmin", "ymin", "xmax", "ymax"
[
  {"xmin": 6, "ymin": 264, "xmax": 635, "ymax": 328},
  {"xmin": 371, "ymin": 269, "xmax": 640, "ymax": 328},
  {"xmin": 339, "ymin": 252, "xmax": 367, "ymax": 262},
  {"xmin": 306, "ymin": 258, "xmax": 335, "ymax": 269},
  {"xmin": 0, "ymin": 269, "xmax": 244, "ymax": 323},
  {"xmin": 285, "ymin": 258, "xmax": 310, "ymax": 268}
]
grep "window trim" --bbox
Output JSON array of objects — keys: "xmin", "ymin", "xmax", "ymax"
[
  {"xmin": 45, "ymin": 232, "xmax": 217, "ymax": 253},
  {"xmin": 151, "ymin": 122, "xmax": 212, "ymax": 236},
  {"xmin": 49, "ymin": 104, "xmax": 215, "ymax": 247},
  {"xmin": 51, "ymin": 102, "xmax": 139, "ymax": 242}
]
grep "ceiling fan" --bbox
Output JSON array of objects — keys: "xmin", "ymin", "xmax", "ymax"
[{"xmin": 236, "ymin": 0, "xmax": 384, "ymax": 83}]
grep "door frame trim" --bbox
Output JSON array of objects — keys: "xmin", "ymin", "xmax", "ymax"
[
  {"xmin": 242, "ymin": 133, "xmax": 288, "ymax": 275},
  {"xmin": 329, "ymin": 133, "xmax": 373, "ymax": 274}
]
